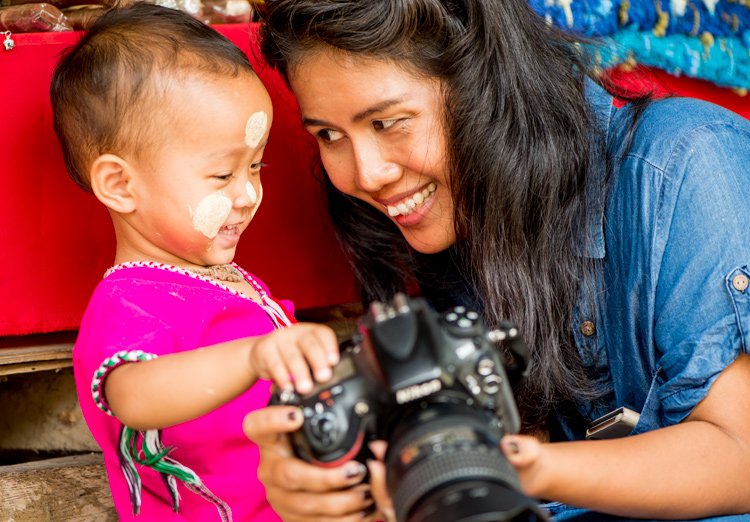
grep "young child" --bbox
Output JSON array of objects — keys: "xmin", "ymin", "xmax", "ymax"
[{"xmin": 50, "ymin": 4, "xmax": 351, "ymax": 521}]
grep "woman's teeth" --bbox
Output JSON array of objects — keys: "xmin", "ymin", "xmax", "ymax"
[{"xmin": 387, "ymin": 182, "xmax": 437, "ymax": 217}]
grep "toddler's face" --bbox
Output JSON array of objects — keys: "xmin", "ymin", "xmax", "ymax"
[{"xmin": 128, "ymin": 72, "xmax": 272, "ymax": 268}]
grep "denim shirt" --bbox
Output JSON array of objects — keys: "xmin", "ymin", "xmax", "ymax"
[
  {"xmin": 544, "ymin": 81, "xmax": 750, "ymax": 522},
  {"xmin": 559, "ymin": 81, "xmax": 750, "ymax": 441}
]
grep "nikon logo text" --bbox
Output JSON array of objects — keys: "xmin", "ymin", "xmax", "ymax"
[{"xmin": 395, "ymin": 379, "xmax": 442, "ymax": 404}]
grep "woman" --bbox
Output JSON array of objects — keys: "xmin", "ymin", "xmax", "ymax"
[{"xmin": 244, "ymin": 0, "xmax": 750, "ymax": 520}]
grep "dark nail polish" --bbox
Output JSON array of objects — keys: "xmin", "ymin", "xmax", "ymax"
[
  {"xmin": 344, "ymin": 462, "xmax": 366, "ymax": 479},
  {"xmin": 362, "ymin": 489, "xmax": 373, "ymax": 501},
  {"xmin": 287, "ymin": 410, "xmax": 298, "ymax": 422}
]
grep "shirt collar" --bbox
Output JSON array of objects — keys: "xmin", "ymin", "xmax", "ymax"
[{"xmin": 580, "ymin": 77, "xmax": 614, "ymax": 259}]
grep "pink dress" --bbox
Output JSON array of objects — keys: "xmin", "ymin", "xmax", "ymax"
[{"xmin": 73, "ymin": 262, "xmax": 293, "ymax": 522}]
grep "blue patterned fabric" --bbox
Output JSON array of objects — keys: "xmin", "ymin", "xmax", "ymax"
[
  {"xmin": 529, "ymin": 0, "xmax": 750, "ymax": 38},
  {"xmin": 529, "ymin": 0, "xmax": 750, "ymax": 90}
]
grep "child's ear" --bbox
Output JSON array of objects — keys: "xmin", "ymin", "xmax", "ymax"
[{"xmin": 90, "ymin": 154, "xmax": 136, "ymax": 213}]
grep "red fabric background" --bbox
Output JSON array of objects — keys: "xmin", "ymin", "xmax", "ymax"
[
  {"xmin": 0, "ymin": 24, "xmax": 358, "ymax": 336},
  {"xmin": 0, "ymin": 24, "xmax": 747, "ymax": 337}
]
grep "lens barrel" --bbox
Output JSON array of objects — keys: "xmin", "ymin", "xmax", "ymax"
[{"xmin": 385, "ymin": 400, "xmax": 544, "ymax": 522}]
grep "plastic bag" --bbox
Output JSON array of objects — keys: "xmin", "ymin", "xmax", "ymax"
[
  {"xmin": 201, "ymin": 0, "xmax": 252, "ymax": 24},
  {"xmin": 0, "ymin": 3, "xmax": 72, "ymax": 32}
]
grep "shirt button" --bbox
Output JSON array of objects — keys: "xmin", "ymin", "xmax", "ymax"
[
  {"xmin": 733, "ymin": 274, "xmax": 749, "ymax": 292},
  {"xmin": 580, "ymin": 321, "xmax": 596, "ymax": 336}
]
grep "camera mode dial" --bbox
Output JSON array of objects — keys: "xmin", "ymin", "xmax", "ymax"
[
  {"xmin": 308, "ymin": 409, "xmax": 340, "ymax": 449},
  {"xmin": 442, "ymin": 306, "xmax": 483, "ymax": 338}
]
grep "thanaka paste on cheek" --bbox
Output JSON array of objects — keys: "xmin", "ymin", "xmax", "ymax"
[
  {"xmin": 245, "ymin": 111, "xmax": 268, "ymax": 148},
  {"xmin": 246, "ymin": 181, "xmax": 258, "ymax": 206},
  {"xmin": 248, "ymin": 184, "xmax": 263, "ymax": 220},
  {"xmin": 191, "ymin": 191, "xmax": 232, "ymax": 238}
]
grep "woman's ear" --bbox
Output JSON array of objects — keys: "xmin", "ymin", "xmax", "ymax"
[{"xmin": 90, "ymin": 154, "xmax": 137, "ymax": 213}]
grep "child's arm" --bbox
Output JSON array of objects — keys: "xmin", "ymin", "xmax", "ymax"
[
  {"xmin": 103, "ymin": 323, "xmax": 339, "ymax": 431},
  {"xmin": 503, "ymin": 353, "xmax": 750, "ymax": 518}
]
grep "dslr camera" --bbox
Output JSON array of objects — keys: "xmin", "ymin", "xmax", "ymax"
[{"xmin": 272, "ymin": 293, "xmax": 547, "ymax": 522}]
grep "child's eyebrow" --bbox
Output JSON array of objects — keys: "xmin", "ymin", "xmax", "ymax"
[{"xmin": 205, "ymin": 140, "xmax": 269, "ymax": 158}]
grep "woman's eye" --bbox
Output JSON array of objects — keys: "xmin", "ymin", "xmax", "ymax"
[
  {"xmin": 317, "ymin": 128, "xmax": 344, "ymax": 143},
  {"xmin": 214, "ymin": 173, "xmax": 233, "ymax": 181},
  {"xmin": 372, "ymin": 119, "xmax": 399, "ymax": 131}
]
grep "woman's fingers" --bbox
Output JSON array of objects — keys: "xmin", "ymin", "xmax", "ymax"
[
  {"xmin": 367, "ymin": 441, "xmax": 395, "ymax": 522},
  {"xmin": 262, "ymin": 452, "xmax": 368, "ymax": 493},
  {"xmin": 501, "ymin": 434, "xmax": 541, "ymax": 469},
  {"xmin": 245, "ymin": 406, "xmax": 375, "ymax": 519},
  {"xmin": 243, "ymin": 405, "xmax": 302, "ymax": 450},
  {"xmin": 267, "ymin": 484, "xmax": 375, "ymax": 521}
]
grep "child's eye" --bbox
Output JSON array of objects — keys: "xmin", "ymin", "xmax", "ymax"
[
  {"xmin": 372, "ymin": 119, "xmax": 400, "ymax": 131},
  {"xmin": 214, "ymin": 173, "xmax": 233, "ymax": 181},
  {"xmin": 250, "ymin": 162, "xmax": 268, "ymax": 171},
  {"xmin": 317, "ymin": 128, "xmax": 344, "ymax": 143}
]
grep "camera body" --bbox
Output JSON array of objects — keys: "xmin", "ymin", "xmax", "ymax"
[{"xmin": 272, "ymin": 294, "xmax": 546, "ymax": 522}]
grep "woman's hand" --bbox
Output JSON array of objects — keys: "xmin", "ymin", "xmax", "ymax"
[
  {"xmin": 500, "ymin": 434, "xmax": 547, "ymax": 498},
  {"xmin": 243, "ymin": 405, "xmax": 381, "ymax": 521},
  {"xmin": 366, "ymin": 440, "xmax": 396, "ymax": 522}
]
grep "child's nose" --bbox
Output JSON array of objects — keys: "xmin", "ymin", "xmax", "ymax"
[{"xmin": 234, "ymin": 180, "xmax": 259, "ymax": 208}]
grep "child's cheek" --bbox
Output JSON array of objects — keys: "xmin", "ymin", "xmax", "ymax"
[{"xmin": 191, "ymin": 191, "xmax": 232, "ymax": 238}]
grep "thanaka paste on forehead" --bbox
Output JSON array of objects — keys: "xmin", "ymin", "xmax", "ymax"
[
  {"xmin": 191, "ymin": 191, "xmax": 232, "ymax": 238},
  {"xmin": 245, "ymin": 111, "xmax": 268, "ymax": 148},
  {"xmin": 246, "ymin": 181, "xmax": 258, "ymax": 206}
]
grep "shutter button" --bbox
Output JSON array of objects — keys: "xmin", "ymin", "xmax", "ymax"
[
  {"xmin": 732, "ymin": 274, "xmax": 749, "ymax": 292},
  {"xmin": 580, "ymin": 321, "xmax": 596, "ymax": 336}
]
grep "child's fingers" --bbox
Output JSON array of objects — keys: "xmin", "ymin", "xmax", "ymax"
[
  {"xmin": 282, "ymin": 325, "xmax": 339, "ymax": 392},
  {"xmin": 300, "ymin": 326, "xmax": 339, "ymax": 382},
  {"xmin": 279, "ymin": 337, "xmax": 316, "ymax": 394},
  {"xmin": 315, "ymin": 325, "xmax": 340, "ymax": 366},
  {"xmin": 255, "ymin": 339, "xmax": 294, "ymax": 390}
]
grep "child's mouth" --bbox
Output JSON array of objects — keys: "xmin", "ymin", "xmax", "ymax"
[{"xmin": 219, "ymin": 223, "xmax": 241, "ymax": 236}]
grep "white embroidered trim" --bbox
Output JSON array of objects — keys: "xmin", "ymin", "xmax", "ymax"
[
  {"xmin": 103, "ymin": 261, "xmax": 294, "ymax": 329},
  {"xmin": 92, "ymin": 350, "xmax": 158, "ymax": 416}
]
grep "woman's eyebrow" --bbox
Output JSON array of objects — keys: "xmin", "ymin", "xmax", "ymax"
[
  {"xmin": 351, "ymin": 98, "xmax": 405, "ymax": 123},
  {"xmin": 302, "ymin": 97, "xmax": 406, "ymax": 128}
]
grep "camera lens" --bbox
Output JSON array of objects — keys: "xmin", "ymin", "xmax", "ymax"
[
  {"xmin": 384, "ymin": 399, "xmax": 544, "ymax": 522},
  {"xmin": 409, "ymin": 481, "xmax": 545, "ymax": 522}
]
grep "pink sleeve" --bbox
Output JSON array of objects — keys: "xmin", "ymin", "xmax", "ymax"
[{"xmin": 74, "ymin": 280, "xmax": 180, "ymax": 414}]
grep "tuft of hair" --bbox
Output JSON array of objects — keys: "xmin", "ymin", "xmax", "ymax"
[{"xmin": 50, "ymin": 2, "xmax": 255, "ymax": 192}]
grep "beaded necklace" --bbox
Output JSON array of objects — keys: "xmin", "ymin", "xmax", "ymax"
[{"xmin": 103, "ymin": 260, "xmax": 294, "ymax": 329}]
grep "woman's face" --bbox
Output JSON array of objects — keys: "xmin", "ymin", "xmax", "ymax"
[{"xmin": 288, "ymin": 50, "xmax": 456, "ymax": 254}]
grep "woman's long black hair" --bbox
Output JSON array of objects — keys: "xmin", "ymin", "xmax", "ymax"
[{"xmin": 259, "ymin": 0, "xmax": 628, "ymax": 426}]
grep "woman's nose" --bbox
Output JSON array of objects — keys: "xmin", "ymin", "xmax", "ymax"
[{"xmin": 352, "ymin": 140, "xmax": 401, "ymax": 192}]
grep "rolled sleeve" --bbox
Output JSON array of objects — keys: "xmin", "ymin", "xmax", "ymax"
[{"xmin": 647, "ymin": 120, "xmax": 750, "ymax": 429}]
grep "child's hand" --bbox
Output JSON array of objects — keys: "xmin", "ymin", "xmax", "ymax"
[{"xmin": 249, "ymin": 323, "xmax": 339, "ymax": 394}]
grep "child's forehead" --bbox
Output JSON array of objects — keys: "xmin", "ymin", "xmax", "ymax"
[
  {"xmin": 158, "ymin": 69, "xmax": 269, "ymax": 108},
  {"xmin": 141, "ymin": 71, "xmax": 272, "ymax": 156}
]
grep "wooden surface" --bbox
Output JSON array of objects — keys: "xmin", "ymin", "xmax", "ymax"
[
  {"xmin": 0, "ymin": 333, "xmax": 74, "ymax": 376},
  {"xmin": 0, "ymin": 453, "xmax": 116, "ymax": 521}
]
